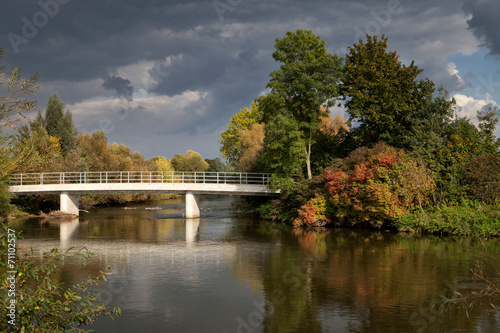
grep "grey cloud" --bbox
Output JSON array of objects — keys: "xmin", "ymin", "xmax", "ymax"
[
  {"xmin": 102, "ymin": 75, "xmax": 133, "ymax": 100},
  {"xmin": 463, "ymin": 0, "xmax": 500, "ymax": 56}
]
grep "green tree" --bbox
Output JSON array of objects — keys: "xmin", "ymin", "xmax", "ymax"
[
  {"xmin": 79, "ymin": 131, "xmax": 114, "ymax": 171},
  {"xmin": 341, "ymin": 35, "xmax": 454, "ymax": 149},
  {"xmin": 205, "ymin": 157, "xmax": 229, "ymax": 172},
  {"xmin": 43, "ymin": 94, "xmax": 78, "ymax": 156},
  {"xmin": 219, "ymin": 100, "xmax": 262, "ymax": 168},
  {"xmin": 261, "ymin": 113, "xmax": 306, "ymax": 188},
  {"xmin": 477, "ymin": 107, "xmax": 500, "ymax": 154},
  {"xmin": 310, "ymin": 113, "xmax": 349, "ymax": 174},
  {"xmin": 171, "ymin": 150, "xmax": 209, "ymax": 171},
  {"xmin": 263, "ymin": 29, "xmax": 343, "ymax": 179}
]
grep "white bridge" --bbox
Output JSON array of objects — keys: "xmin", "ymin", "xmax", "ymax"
[{"xmin": 8, "ymin": 171, "xmax": 278, "ymax": 218}]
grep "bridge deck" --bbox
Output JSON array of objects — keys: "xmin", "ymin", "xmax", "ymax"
[
  {"xmin": 8, "ymin": 182, "xmax": 277, "ymax": 196},
  {"xmin": 8, "ymin": 171, "xmax": 278, "ymax": 196},
  {"xmin": 8, "ymin": 172, "xmax": 279, "ymax": 217}
]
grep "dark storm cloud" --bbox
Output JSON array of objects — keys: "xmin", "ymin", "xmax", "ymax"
[
  {"xmin": 102, "ymin": 75, "xmax": 133, "ymax": 100},
  {"xmin": 0, "ymin": 0, "xmax": 489, "ymax": 158},
  {"xmin": 0, "ymin": 0, "xmax": 215, "ymax": 81},
  {"xmin": 463, "ymin": 0, "xmax": 500, "ymax": 56}
]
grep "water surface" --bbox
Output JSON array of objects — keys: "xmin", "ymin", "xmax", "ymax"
[{"xmin": 13, "ymin": 196, "xmax": 500, "ymax": 332}]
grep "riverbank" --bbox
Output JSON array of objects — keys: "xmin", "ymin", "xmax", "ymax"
[
  {"xmin": 259, "ymin": 197, "xmax": 500, "ymax": 237},
  {"xmin": 395, "ymin": 202, "xmax": 500, "ymax": 237}
]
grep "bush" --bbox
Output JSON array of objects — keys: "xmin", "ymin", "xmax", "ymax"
[
  {"xmin": 258, "ymin": 178, "xmax": 321, "ymax": 222},
  {"xmin": 292, "ymin": 194, "xmax": 332, "ymax": 228},
  {"xmin": 324, "ymin": 143, "xmax": 434, "ymax": 227}
]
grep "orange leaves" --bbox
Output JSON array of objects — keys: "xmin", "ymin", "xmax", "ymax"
[
  {"xmin": 374, "ymin": 150, "xmax": 400, "ymax": 168},
  {"xmin": 324, "ymin": 170, "xmax": 348, "ymax": 195},
  {"xmin": 322, "ymin": 143, "xmax": 434, "ymax": 227},
  {"xmin": 293, "ymin": 194, "xmax": 330, "ymax": 228},
  {"xmin": 353, "ymin": 163, "xmax": 373, "ymax": 182}
]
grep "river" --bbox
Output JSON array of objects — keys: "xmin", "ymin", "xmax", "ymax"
[{"xmin": 11, "ymin": 196, "xmax": 500, "ymax": 332}]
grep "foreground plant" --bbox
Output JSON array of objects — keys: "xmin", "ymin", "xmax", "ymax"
[{"xmin": 0, "ymin": 222, "xmax": 121, "ymax": 332}]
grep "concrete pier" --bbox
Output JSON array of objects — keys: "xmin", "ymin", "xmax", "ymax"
[
  {"xmin": 185, "ymin": 192, "xmax": 200, "ymax": 219},
  {"xmin": 60, "ymin": 192, "xmax": 79, "ymax": 215}
]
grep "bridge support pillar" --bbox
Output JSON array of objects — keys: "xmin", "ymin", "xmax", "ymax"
[
  {"xmin": 60, "ymin": 192, "xmax": 79, "ymax": 216},
  {"xmin": 185, "ymin": 192, "xmax": 200, "ymax": 219}
]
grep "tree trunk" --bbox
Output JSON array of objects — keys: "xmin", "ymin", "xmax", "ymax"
[{"xmin": 306, "ymin": 129, "xmax": 312, "ymax": 179}]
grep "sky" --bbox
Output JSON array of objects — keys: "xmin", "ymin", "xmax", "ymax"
[{"xmin": 1, "ymin": 0, "xmax": 500, "ymax": 160}]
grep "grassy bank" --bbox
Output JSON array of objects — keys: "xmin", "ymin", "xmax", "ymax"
[{"xmin": 394, "ymin": 201, "xmax": 500, "ymax": 237}]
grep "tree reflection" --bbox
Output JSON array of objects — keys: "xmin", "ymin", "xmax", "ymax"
[{"xmin": 244, "ymin": 226, "xmax": 500, "ymax": 332}]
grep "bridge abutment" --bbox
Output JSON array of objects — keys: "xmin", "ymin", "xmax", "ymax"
[
  {"xmin": 185, "ymin": 192, "xmax": 200, "ymax": 219},
  {"xmin": 60, "ymin": 192, "xmax": 79, "ymax": 215}
]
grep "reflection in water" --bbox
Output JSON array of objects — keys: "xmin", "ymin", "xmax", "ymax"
[
  {"xmin": 185, "ymin": 218, "xmax": 200, "ymax": 246},
  {"xmin": 56, "ymin": 218, "xmax": 79, "ymax": 249},
  {"xmin": 11, "ymin": 197, "xmax": 500, "ymax": 333}
]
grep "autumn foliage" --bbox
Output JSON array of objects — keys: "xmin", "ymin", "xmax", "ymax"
[
  {"xmin": 321, "ymin": 143, "xmax": 434, "ymax": 227},
  {"xmin": 293, "ymin": 194, "xmax": 331, "ymax": 228}
]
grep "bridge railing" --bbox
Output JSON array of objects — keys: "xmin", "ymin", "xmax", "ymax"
[{"xmin": 10, "ymin": 171, "xmax": 273, "ymax": 186}]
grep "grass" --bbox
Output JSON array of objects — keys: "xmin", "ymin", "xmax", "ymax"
[{"xmin": 394, "ymin": 201, "xmax": 500, "ymax": 237}]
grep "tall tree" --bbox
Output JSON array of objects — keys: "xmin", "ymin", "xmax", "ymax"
[
  {"xmin": 341, "ymin": 35, "xmax": 454, "ymax": 149},
  {"xmin": 44, "ymin": 94, "xmax": 78, "ymax": 155},
  {"xmin": 261, "ymin": 113, "xmax": 306, "ymax": 187},
  {"xmin": 0, "ymin": 48, "xmax": 39, "ymax": 217},
  {"xmin": 263, "ymin": 29, "xmax": 343, "ymax": 179}
]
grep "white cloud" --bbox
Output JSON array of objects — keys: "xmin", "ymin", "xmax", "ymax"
[
  {"xmin": 453, "ymin": 93, "xmax": 499, "ymax": 125},
  {"xmin": 70, "ymin": 90, "xmax": 210, "ymax": 135}
]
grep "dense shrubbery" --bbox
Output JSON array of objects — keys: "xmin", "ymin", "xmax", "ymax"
[
  {"xmin": 395, "ymin": 201, "xmax": 500, "ymax": 236},
  {"xmin": 292, "ymin": 194, "xmax": 332, "ymax": 228},
  {"xmin": 323, "ymin": 143, "xmax": 434, "ymax": 227},
  {"xmin": 286, "ymin": 143, "xmax": 435, "ymax": 228}
]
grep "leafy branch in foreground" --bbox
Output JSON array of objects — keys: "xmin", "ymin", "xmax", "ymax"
[
  {"xmin": 0, "ymin": 223, "xmax": 121, "ymax": 332},
  {"xmin": 436, "ymin": 238, "xmax": 500, "ymax": 318},
  {"xmin": 0, "ymin": 48, "xmax": 40, "ymax": 129}
]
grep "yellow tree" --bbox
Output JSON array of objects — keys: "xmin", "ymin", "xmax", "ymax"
[
  {"xmin": 219, "ymin": 100, "xmax": 262, "ymax": 168},
  {"xmin": 151, "ymin": 156, "xmax": 174, "ymax": 172},
  {"xmin": 171, "ymin": 150, "xmax": 209, "ymax": 171},
  {"xmin": 239, "ymin": 123, "xmax": 265, "ymax": 171}
]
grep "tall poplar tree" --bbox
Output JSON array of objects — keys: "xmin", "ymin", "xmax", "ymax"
[
  {"xmin": 263, "ymin": 29, "xmax": 343, "ymax": 179},
  {"xmin": 43, "ymin": 94, "xmax": 78, "ymax": 155}
]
